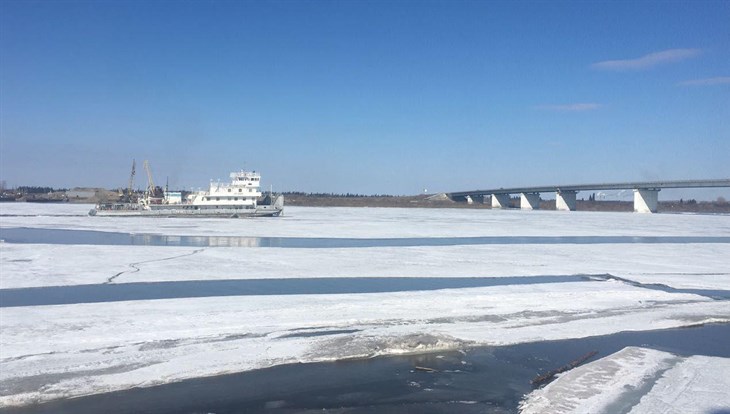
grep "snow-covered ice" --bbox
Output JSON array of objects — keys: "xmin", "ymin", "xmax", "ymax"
[
  {"xmin": 2, "ymin": 243, "xmax": 728, "ymax": 290},
  {"xmin": 520, "ymin": 346, "xmax": 730, "ymax": 414},
  {"xmin": 2, "ymin": 282, "xmax": 728, "ymax": 406},
  {"xmin": 2, "ymin": 203, "xmax": 730, "ymax": 239},
  {"xmin": 1, "ymin": 204, "xmax": 729, "ymax": 408}
]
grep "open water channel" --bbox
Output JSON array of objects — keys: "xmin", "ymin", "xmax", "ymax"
[{"xmin": 3, "ymin": 227, "xmax": 730, "ymax": 247}]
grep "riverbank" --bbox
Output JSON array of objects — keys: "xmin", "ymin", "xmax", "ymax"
[
  {"xmin": 3, "ymin": 191, "xmax": 729, "ymax": 213},
  {"xmin": 283, "ymin": 194, "xmax": 730, "ymax": 213}
]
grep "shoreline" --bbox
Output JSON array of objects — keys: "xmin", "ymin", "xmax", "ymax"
[{"xmin": 4, "ymin": 194, "xmax": 729, "ymax": 214}]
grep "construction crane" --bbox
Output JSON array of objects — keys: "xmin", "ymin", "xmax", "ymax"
[
  {"xmin": 126, "ymin": 159, "xmax": 136, "ymax": 201},
  {"xmin": 143, "ymin": 160, "xmax": 156, "ymax": 198}
]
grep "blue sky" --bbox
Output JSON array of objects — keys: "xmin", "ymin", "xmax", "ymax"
[{"xmin": 1, "ymin": 0, "xmax": 728, "ymax": 198}]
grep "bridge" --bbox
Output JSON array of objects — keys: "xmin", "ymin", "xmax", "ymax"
[{"xmin": 448, "ymin": 179, "xmax": 730, "ymax": 213}]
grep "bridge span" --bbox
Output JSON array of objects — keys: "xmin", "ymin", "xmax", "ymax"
[{"xmin": 448, "ymin": 179, "xmax": 730, "ymax": 213}]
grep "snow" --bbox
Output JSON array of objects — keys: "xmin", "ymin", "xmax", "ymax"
[
  {"xmin": 1, "ymin": 204, "xmax": 729, "ymax": 407},
  {"xmin": 1, "ymin": 243, "xmax": 728, "ymax": 290},
  {"xmin": 2, "ymin": 283, "xmax": 728, "ymax": 406},
  {"xmin": 520, "ymin": 347, "xmax": 730, "ymax": 414},
  {"xmin": 628, "ymin": 354, "xmax": 730, "ymax": 413},
  {"xmin": 2, "ymin": 203, "xmax": 730, "ymax": 239}
]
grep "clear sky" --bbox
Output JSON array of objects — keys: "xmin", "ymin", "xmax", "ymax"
[{"xmin": 1, "ymin": 0, "xmax": 728, "ymax": 198}]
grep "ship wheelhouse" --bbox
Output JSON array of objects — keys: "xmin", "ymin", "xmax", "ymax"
[{"xmin": 184, "ymin": 170, "xmax": 263, "ymax": 208}]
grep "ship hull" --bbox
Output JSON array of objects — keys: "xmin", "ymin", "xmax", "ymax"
[
  {"xmin": 90, "ymin": 195, "xmax": 284, "ymax": 218},
  {"xmin": 90, "ymin": 206, "xmax": 282, "ymax": 218}
]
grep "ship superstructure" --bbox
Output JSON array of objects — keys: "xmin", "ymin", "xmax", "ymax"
[{"xmin": 91, "ymin": 166, "xmax": 283, "ymax": 218}]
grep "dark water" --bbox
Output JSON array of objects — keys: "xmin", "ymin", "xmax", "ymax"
[
  {"xmin": 3, "ymin": 227, "xmax": 730, "ymax": 248},
  {"xmin": 3, "ymin": 275, "xmax": 728, "ymax": 308},
  {"xmin": 0, "ymin": 276, "xmax": 591, "ymax": 307},
  {"xmin": 3, "ymin": 323, "xmax": 729, "ymax": 414}
]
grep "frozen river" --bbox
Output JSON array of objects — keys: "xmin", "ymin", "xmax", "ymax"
[{"xmin": 1, "ymin": 203, "xmax": 729, "ymax": 412}]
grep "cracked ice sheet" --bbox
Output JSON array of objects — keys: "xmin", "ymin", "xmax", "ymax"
[
  {"xmin": 520, "ymin": 347, "xmax": 730, "ymax": 414},
  {"xmin": 1, "ymin": 281, "xmax": 729, "ymax": 407},
  {"xmin": 1, "ymin": 242, "xmax": 729, "ymax": 290},
  {"xmin": 2, "ymin": 204, "xmax": 730, "ymax": 238}
]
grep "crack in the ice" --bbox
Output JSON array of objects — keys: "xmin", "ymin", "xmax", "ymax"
[
  {"xmin": 105, "ymin": 248, "xmax": 206, "ymax": 284},
  {"xmin": 0, "ymin": 362, "xmax": 158, "ymax": 395},
  {"xmin": 599, "ymin": 274, "xmax": 730, "ymax": 301},
  {"xmin": 420, "ymin": 301, "xmax": 708, "ymax": 330},
  {"xmin": 0, "ymin": 351, "xmax": 58, "ymax": 364},
  {"xmin": 136, "ymin": 332, "xmax": 266, "ymax": 351},
  {"xmin": 277, "ymin": 329, "xmax": 362, "ymax": 339},
  {"xmin": 501, "ymin": 302, "xmax": 700, "ymax": 329}
]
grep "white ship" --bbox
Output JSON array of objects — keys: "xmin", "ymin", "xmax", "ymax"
[{"xmin": 90, "ymin": 170, "xmax": 284, "ymax": 218}]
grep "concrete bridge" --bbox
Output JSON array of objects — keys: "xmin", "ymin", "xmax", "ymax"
[{"xmin": 448, "ymin": 179, "xmax": 730, "ymax": 213}]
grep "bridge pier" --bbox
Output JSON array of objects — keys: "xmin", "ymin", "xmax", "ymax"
[
  {"xmin": 449, "ymin": 179, "xmax": 729, "ymax": 212},
  {"xmin": 520, "ymin": 192, "xmax": 541, "ymax": 210},
  {"xmin": 634, "ymin": 188, "xmax": 660, "ymax": 213},
  {"xmin": 555, "ymin": 190, "xmax": 577, "ymax": 211},
  {"xmin": 491, "ymin": 193, "xmax": 511, "ymax": 209}
]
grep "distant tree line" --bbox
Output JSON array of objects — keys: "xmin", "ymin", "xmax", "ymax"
[
  {"xmin": 282, "ymin": 191, "xmax": 394, "ymax": 198},
  {"xmin": 15, "ymin": 186, "xmax": 69, "ymax": 194}
]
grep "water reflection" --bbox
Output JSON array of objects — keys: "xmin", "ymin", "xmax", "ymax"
[{"xmin": 3, "ymin": 227, "xmax": 730, "ymax": 248}]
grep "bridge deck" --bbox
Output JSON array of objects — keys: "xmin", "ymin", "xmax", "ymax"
[{"xmin": 449, "ymin": 179, "xmax": 730, "ymax": 198}]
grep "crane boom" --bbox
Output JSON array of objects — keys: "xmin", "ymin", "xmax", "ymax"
[
  {"xmin": 143, "ymin": 160, "xmax": 155, "ymax": 197},
  {"xmin": 127, "ymin": 159, "xmax": 136, "ymax": 198}
]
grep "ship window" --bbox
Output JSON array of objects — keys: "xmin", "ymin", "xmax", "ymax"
[
  {"xmin": 249, "ymin": 189, "xmax": 252, "ymax": 192},
  {"xmin": 234, "ymin": 197, "xmax": 238, "ymax": 201},
  {"xmin": 239, "ymin": 189, "xmax": 242, "ymax": 192},
  {"xmin": 216, "ymin": 197, "xmax": 220, "ymax": 201},
  {"xmin": 228, "ymin": 189, "xmax": 231, "ymax": 192}
]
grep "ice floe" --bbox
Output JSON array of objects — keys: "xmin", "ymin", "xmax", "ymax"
[
  {"xmin": 1, "ymin": 282, "xmax": 729, "ymax": 406},
  {"xmin": 520, "ymin": 346, "xmax": 730, "ymax": 413},
  {"xmin": 1, "ymin": 242, "xmax": 728, "ymax": 290}
]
